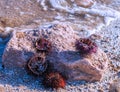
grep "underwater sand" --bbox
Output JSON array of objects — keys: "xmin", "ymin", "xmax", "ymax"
[{"xmin": 0, "ymin": 0, "xmax": 120, "ymax": 92}]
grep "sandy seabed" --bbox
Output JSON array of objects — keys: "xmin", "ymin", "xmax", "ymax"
[{"xmin": 0, "ymin": 0, "xmax": 120, "ymax": 92}]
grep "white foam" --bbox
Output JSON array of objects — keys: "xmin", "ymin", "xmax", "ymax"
[
  {"xmin": 49, "ymin": 0, "xmax": 70, "ymax": 11},
  {"xmin": 41, "ymin": 0, "xmax": 48, "ymax": 10},
  {"xmin": 48, "ymin": 0, "xmax": 120, "ymax": 17},
  {"xmin": 104, "ymin": 17, "xmax": 114, "ymax": 26},
  {"xmin": 54, "ymin": 13, "xmax": 65, "ymax": 21},
  {"xmin": 5, "ymin": 27, "xmax": 13, "ymax": 33},
  {"xmin": 72, "ymin": 6, "xmax": 120, "ymax": 27},
  {"xmin": 20, "ymin": 12, "xmax": 34, "ymax": 16},
  {"xmin": 37, "ymin": 0, "xmax": 120, "ymax": 36},
  {"xmin": 45, "ymin": 0, "xmax": 120, "ymax": 20},
  {"xmin": 69, "ymin": 6, "xmax": 120, "ymax": 18}
]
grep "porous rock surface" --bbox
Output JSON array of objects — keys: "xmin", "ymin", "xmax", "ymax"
[
  {"xmin": 109, "ymin": 79, "xmax": 120, "ymax": 92},
  {"xmin": 2, "ymin": 23, "xmax": 109, "ymax": 82}
]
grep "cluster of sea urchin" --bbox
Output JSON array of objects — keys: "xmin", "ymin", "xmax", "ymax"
[
  {"xmin": 35, "ymin": 38, "xmax": 52, "ymax": 54},
  {"xmin": 43, "ymin": 72, "xmax": 66, "ymax": 89},
  {"xmin": 27, "ymin": 37, "xmax": 66, "ymax": 89},
  {"xmin": 75, "ymin": 38, "xmax": 98, "ymax": 55},
  {"xmin": 27, "ymin": 54, "xmax": 48, "ymax": 76}
]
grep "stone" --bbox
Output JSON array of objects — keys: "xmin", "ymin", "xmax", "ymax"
[
  {"xmin": 0, "ymin": 85, "xmax": 5, "ymax": 92},
  {"xmin": 109, "ymin": 79, "xmax": 120, "ymax": 92},
  {"xmin": 2, "ymin": 23, "xmax": 109, "ymax": 82},
  {"xmin": 96, "ymin": 0, "xmax": 113, "ymax": 4},
  {"xmin": 74, "ymin": 0, "xmax": 94, "ymax": 8}
]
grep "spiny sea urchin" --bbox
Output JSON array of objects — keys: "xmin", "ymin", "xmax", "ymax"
[
  {"xmin": 35, "ymin": 38, "xmax": 52, "ymax": 54},
  {"xmin": 27, "ymin": 54, "xmax": 48, "ymax": 76},
  {"xmin": 75, "ymin": 38, "xmax": 98, "ymax": 55},
  {"xmin": 43, "ymin": 72, "xmax": 66, "ymax": 89}
]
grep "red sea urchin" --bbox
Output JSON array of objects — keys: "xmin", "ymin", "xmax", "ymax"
[
  {"xmin": 43, "ymin": 72, "xmax": 66, "ymax": 89},
  {"xmin": 35, "ymin": 38, "xmax": 52, "ymax": 54},
  {"xmin": 27, "ymin": 54, "xmax": 48, "ymax": 76},
  {"xmin": 75, "ymin": 38, "xmax": 98, "ymax": 55}
]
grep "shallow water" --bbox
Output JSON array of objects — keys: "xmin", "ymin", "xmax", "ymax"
[
  {"xmin": 38, "ymin": 0, "xmax": 120, "ymax": 36},
  {"xmin": 0, "ymin": 0, "xmax": 120, "ymax": 92},
  {"xmin": 0, "ymin": 37, "xmax": 10, "ymax": 65},
  {"xmin": 0, "ymin": 0, "xmax": 120, "ymax": 64},
  {"xmin": 0, "ymin": 0, "xmax": 120, "ymax": 65}
]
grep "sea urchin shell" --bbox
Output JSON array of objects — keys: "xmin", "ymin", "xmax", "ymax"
[
  {"xmin": 27, "ymin": 54, "xmax": 48, "ymax": 76},
  {"xmin": 75, "ymin": 38, "xmax": 98, "ymax": 55},
  {"xmin": 35, "ymin": 38, "xmax": 52, "ymax": 54},
  {"xmin": 43, "ymin": 72, "xmax": 66, "ymax": 89}
]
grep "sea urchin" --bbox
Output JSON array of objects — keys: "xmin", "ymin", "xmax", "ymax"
[
  {"xmin": 75, "ymin": 38, "xmax": 98, "ymax": 55},
  {"xmin": 43, "ymin": 72, "xmax": 66, "ymax": 89},
  {"xmin": 35, "ymin": 38, "xmax": 52, "ymax": 54},
  {"xmin": 27, "ymin": 54, "xmax": 48, "ymax": 76}
]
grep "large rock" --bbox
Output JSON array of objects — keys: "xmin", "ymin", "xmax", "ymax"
[{"xmin": 2, "ymin": 23, "xmax": 109, "ymax": 82}]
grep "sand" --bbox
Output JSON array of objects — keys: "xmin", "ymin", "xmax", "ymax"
[{"xmin": 0, "ymin": 0, "xmax": 120, "ymax": 92}]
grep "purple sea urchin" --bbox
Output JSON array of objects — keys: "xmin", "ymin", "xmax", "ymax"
[
  {"xmin": 43, "ymin": 72, "xmax": 66, "ymax": 89},
  {"xmin": 75, "ymin": 38, "xmax": 98, "ymax": 55},
  {"xmin": 27, "ymin": 54, "xmax": 48, "ymax": 76},
  {"xmin": 35, "ymin": 38, "xmax": 52, "ymax": 54}
]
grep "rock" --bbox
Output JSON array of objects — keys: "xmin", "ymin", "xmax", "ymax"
[
  {"xmin": 51, "ymin": 47, "xmax": 108, "ymax": 82},
  {"xmin": 74, "ymin": 0, "xmax": 94, "ymax": 8},
  {"xmin": 0, "ymin": 85, "xmax": 5, "ymax": 92},
  {"xmin": 2, "ymin": 23, "xmax": 109, "ymax": 82},
  {"xmin": 109, "ymin": 79, "xmax": 120, "ymax": 92},
  {"xmin": 96, "ymin": 0, "xmax": 113, "ymax": 5}
]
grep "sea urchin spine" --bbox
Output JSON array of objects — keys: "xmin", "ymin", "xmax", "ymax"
[
  {"xmin": 27, "ymin": 54, "xmax": 48, "ymax": 76},
  {"xmin": 35, "ymin": 38, "xmax": 52, "ymax": 54},
  {"xmin": 43, "ymin": 72, "xmax": 66, "ymax": 89},
  {"xmin": 75, "ymin": 38, "xmax": 98, "ymax": 55}
]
